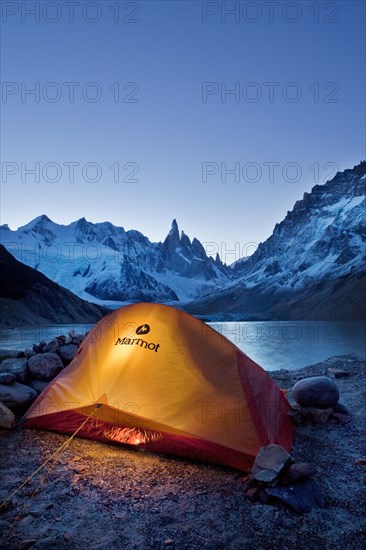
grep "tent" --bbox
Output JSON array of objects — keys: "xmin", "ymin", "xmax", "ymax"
[{"xmin": 23, "ymin": 303, "xmax": 293, "ymax": 471}]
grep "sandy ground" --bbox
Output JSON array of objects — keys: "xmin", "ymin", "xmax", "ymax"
[{"xmin": 0, "ymin": 355, "xmax": 365, "ymax": 550}]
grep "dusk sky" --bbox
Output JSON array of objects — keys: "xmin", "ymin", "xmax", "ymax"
[{"xmin": 1, "ymin": 0, "xmax": 365, "ymax": 258}]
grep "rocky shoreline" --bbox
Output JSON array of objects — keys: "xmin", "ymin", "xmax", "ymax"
[
  {"xmin": 0, "ymin": 332, "xmax": 85, "ymax": 423},
  {"xmin": 0, "ymin": 351, "xmax": 365, "ymax": 549}
]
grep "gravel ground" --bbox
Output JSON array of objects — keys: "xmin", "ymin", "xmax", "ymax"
[{"xmin": 0, "ymin": 355, "xmax": 365, "ymax": 550}]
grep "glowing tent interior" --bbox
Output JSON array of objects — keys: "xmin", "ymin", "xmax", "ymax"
[{"xmin": 23, "ymin": 303, "xmax": 293, "ymax": 472}]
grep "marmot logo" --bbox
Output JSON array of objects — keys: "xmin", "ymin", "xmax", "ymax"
[{"xmin": 136, "ymin": 324, "xmax": 150, "ymax": 335}]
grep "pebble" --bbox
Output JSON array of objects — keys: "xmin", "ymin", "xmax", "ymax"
[
  {"xmin": 281, "ymin": 462, "xmax": 316, "ymax": 484},
  {"xmin": 328, "ymin": 368, "xmax": 350, "ymax": 378}
]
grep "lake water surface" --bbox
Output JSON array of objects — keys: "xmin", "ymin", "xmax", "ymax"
[{"xmin": 1, "ymin": 321, "xmax": 365, "ymax": 372}]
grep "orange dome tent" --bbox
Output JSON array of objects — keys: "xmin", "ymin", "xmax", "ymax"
[{"xmin": 23, "ymin": 303, "xmax": 293, "ymax": 471}]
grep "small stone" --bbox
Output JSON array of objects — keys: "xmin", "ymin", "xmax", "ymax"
[
  {"xmin": 0, "ymin": 373, "xmax": 16, "ymax": 385},
  {"xmin": 265, "ymin": 478, "xmax": 323, "ymax": 513},
  {"xmin": 332, "ymin": 412, "xmax": 352, "ymax": 424},
  {"xmin": 300, "ymin": 406, "xmax": 333, "ymax": 424},
  {"xmin": 355, "ymin": 458, "xmax": 366, "ymax": 465},
  {"xmin": 253, "ymin": 469, "xmax": 279, "ymax": 483},
  {"xmin": 258, "ymin": 489, "xmax": 269, "ymax": 504},
  {"xmin": 0, "ymin": 400, "xmax": 17, "ymax": 428},
  {"xmin": 281, "ymin": 462, "xmax": 316, "ymax": 484},
  {"xmin": 245, "ymin": 486, "xmax": 260, "ymax": 502},
  {"xmin": 287, "ymin": 409, "xmax": 302, "ymax": 425},
  {"xmin": 252, "ymin": 444, "xmax": 291, "ymax": 481},
  {"xmin": 334, "ymin": 402, "xmax": 349, "ymax": 414},
  {"xmin": 327, "ymin": 368, "xmax": 350, "ymax": 378},
  {"xmin": 292, "ymin": 376, "xmax": 339, "ymax": 408},
  {"xmin": 164, "ymin": 539, "xmax": 174, "ymax": 546},
  {"xmin": 28, "ymin": 352, "xmax": 63, "ymax": 381},
  {"xmin": 19, "ymin": 540, "xmax": 37, "ymax": 550}
]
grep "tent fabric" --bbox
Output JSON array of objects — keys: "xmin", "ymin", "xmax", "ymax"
[{"xmin": 23, "ymin": 303, "xmax": 293, "ymax": 471}]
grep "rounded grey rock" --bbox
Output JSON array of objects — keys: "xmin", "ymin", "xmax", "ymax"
[
  {"xmin": 58, "ymin": 344, "xmax": 79, "ymax": 365},
  {"xmin": 292, "ymin": 376, "xmax": 339, "ymax": 408},
  {"xmin": 28, "ymin": 352, "xmax": 64, "ymax": 381},
  {"xmin": 0, "ymin": 357, "xmax": 29, "ymax": 384},
  {"xmin": 0, "ymin": 382, "xmax": 37, "ymax": 413},
  {"xmin": 0, "ymin": 373, "xmax": 16, "ymax": 385}
]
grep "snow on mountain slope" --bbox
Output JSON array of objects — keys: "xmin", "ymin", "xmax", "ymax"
[
  {"xmin": 230, "ymin": 162, "xmax": 366, "ymax": 289},
  {"xmin": 188, "ymin": 162, "xmax": 366, "ymax": 320},
  {"xmin": 0, "ymin": 217, "xmax": 229, "ymax": 304},
  {"xmin": 1, "ymin": 162, "xmax": 364, "ymax": 317}
]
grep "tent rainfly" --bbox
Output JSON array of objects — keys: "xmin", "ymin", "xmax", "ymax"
[{"xmin": 23, "ymin": 303, "xmax": 293, "ymax": 471}]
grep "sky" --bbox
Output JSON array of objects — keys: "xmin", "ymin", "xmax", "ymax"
[{"xmin": 1, "ymin": 0, "xmax": 365, "ymax": 259}]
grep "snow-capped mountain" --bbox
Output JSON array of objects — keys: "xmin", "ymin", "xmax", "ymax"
[
  {"xmin": 1, "ymin": 162, "xmax": 365, "ymax": 319},
  {"xmin": 0, "ymin": 218, "xmax": 229, "ymax": 304},
  {"xmin": 188, "ymin": 162, "xmax": 366, "ymax": 320},
  {"xmin": 233, "ymin": 162, "xmax": 366, "ymax": 286}
]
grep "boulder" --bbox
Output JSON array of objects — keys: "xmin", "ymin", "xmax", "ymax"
[
  {"xmin": 265, "ymin": 478, "xmax": 323, "ymax": 514},
  {"xmin": 0, "ymin": 349, "xmax": 21, "ymax": 361},
  {"xmin": 0, "ymin": 357, "xmax": 29, "ymax": 383},
  {"xmin": 292, "ymin": 376, "xmax": 339, "ymax": 408},
  {"xmin": 44, "ymin": 339, "xmax": 60, "ymax": 353},
  {"xmin": 71, "ymin": 334, "xmax": 85, "ymax": 345},
  {"xmin": 58, "ymin": 344, "xmax": 79, "ymax": 365},
  {"xmin": 0, "ymin": 400, "xmax": 16, "ymax": 428},
  {"xmin": 0, "ymin": 382, "xmax": 37, "ymax": 413},
  {"xmin": 252, "ymin": 444, "xmax": 291, "ymax": 483},
  {"xmin": 29, "ymin": 379, "xmax": 49, "ymax": 395},
  {"xmin": 24, "ymin": 348, "xmax": 36, "ymax": 359},
  {"xmin": 28, "ymin": 352, "xmax": 64, "ymax": 381},
  {"xmin": 0, "ymin": 373, "xmax": 16, "ymax": 385}
]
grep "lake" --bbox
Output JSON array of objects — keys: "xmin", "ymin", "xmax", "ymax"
[{"xmin": 0, "ymin": 321, "xmax": 365, "ymax": 372}]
